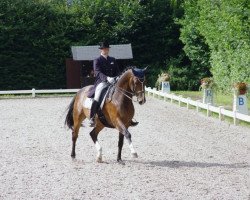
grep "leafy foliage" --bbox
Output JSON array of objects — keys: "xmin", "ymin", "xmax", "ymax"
[
  {"xmin": 180, "ymin": 0, "xmax": 250, "ymax": 92},
  {"xmin": 0, "ymin": 0, "xmax": 185, "ymax": 90},
  {"xmin": 0, "ymin": 0, "xmax": 77, "ymax": 89},
  {"xmin": 1, "ymin": 0, "xmax": 248, "ymax": 91}
]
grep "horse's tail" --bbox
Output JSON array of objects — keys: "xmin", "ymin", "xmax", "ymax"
[{"xmin": 65, "ymin": 95, "xmax": 76, "ymax": 130}]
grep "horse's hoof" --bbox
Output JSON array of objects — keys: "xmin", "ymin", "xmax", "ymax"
[
  {"xmin": 131, "ymin": 153, "xmax": 138, "ymax": 158},
  {"xmin": 117, "ymin": 160, "xmax": 125, "ymax": 165},
  {"xmin": 96, "ymin": 157, "xmax": 103, "ymax": 163},
  {"xmin": 71, "ymin": 154, "xmax": 76, "ymax": 158}
]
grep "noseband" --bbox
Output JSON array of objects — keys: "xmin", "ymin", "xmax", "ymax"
[{"xmin": 131, "ymin": 77, "xmax": 145, "ymax": 95}]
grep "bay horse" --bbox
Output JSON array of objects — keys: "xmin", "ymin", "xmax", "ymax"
[{"xmin": 65, "ymin": 67, "xmax": 146, "ymax": 163}]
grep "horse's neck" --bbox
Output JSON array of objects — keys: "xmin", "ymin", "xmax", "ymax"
[{"xmin": 114, "ymin": 72, "xmax": 133, "ymax": 104}]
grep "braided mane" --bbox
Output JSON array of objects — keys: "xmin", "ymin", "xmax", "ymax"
[{"xmin": 119, "ymin": 66, "xmax": 135, "ymax": 77}]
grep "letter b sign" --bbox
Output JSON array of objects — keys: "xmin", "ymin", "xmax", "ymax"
[
  {"xmin": 234, "ymin": 95, "xmax": 248, "ymax": 115},
  {"xmin": 239, "ymin": 97, "xmax": 244, "ymax": 105}
]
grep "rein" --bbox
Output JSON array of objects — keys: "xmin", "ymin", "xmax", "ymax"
[
  {"xmin": 114, "ymin": 77, "xmax": 145, "ymax": 102},
  {"xmin": 115, "ymin": 86, "xmax": 137, "ymax": 102}
]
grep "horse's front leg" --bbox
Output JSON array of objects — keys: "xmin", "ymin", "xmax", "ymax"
[
  {"xmin": 124, "ymin": 129, "xmax": 138, "ymax": 158},
  {"xmin": 89, "ymin": 122, "xmax": 104, "ymax": 163},
  {"xmin": 116, "ymin": 120, "xmax": 138, "ymax": 159}
]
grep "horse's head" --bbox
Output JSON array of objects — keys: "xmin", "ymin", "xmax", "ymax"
[{"xmin": 130, "ymin": 67, "xmax": 147, "ymax": 105}]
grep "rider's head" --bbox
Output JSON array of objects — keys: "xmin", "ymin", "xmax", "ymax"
[{"xmin": 99, "ymin": 41, "xmax": 110, "ymax": 56}]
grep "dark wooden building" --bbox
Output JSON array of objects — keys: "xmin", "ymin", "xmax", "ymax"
[{"xmin": 66, "ymin": 44, "xmax": 133, "ymax": 89}]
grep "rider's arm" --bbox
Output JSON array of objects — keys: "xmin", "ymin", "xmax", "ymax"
[{"xmin": 93, "ymin": 58, "xmax": 107, "ymax": 81}]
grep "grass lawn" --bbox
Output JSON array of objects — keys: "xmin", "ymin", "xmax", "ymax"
[
  {"xmin": 173, "ymin": 90, "xmax": 250, "ymax": 111},
  {"xmin": 148, "ymin": 90, "xmax": 250, "ymax": 127}
]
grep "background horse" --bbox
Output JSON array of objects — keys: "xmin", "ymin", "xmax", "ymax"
[{"xmin": 65, "ymin": 67, "xmax": 146, "ymax": 163}]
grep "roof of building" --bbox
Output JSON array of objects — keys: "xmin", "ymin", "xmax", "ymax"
[{"xmin": 71, "ymin": 44, "xmax": 133, "ymax": 61}]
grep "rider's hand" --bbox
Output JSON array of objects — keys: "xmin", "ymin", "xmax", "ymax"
[{"xmin": 107, "ymin": 77, "xmax": 116, "ymax": 84}]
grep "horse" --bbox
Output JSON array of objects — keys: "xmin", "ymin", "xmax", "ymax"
[{"xmin": 65, "ymin": 67, "xmax": 147, "ymax": 163}]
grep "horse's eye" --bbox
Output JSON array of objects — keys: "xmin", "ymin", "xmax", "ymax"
[{"xmin": 139, "ymin": 78, "xmax": 144, "ymax": 82}]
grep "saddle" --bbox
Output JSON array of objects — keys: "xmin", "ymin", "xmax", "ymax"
[
  {"xmin": 84, "ymin": 84, "xmax": 115, "ymax": 109},
  {"xmin": 84, "ymin": 84, "xmax": 116, "ymax": 128}
]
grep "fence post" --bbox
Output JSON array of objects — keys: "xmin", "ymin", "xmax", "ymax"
[
  {"xmin": 153, "ymin": 87, "xmax": 156, "ymax": 98},
  {"xmin": 32, "ymin": 88, "xmax": 36, "ymax": 98},
  {"xmin": 207, "ymin": 103, "xmax": 211, "ymax": 117},
  {"xmin": 164, "ymin": 94, "xmax": 167, "ymax": 102},
  {"xmin": 233, "ymin": 110, "xmax": 239, "ymax": 125},
  {"xmin": 178, "ymin": 95, "xmax": 182, "ymax": 107},
  {"xmin": 219, "ymin": 106, "xmax": 224, "ymax": 121},
  {"xmin": 196, "ymin": 100, "xmax": 201, "ymax": 112},
  {"xmin": 146, "ymin": 87, "xmax": 150, "ymax": 96},
  {"xmin": 187, "ymin": 97, "xmax": 191, "ymax": 109},
  {"xmin": 171, "ymin": 93, "xmax": 174, "ymax": 104}
]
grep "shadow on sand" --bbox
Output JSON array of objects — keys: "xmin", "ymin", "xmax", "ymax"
[{"xmin": 128, "ymin": 160, "xmax": 249, "ymax": 169}]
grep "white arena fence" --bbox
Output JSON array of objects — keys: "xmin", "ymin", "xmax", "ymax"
[
  {"xmin": 0, "ymin": 88, "xmax": 79, "ymax": 97},
  {"xmin": 145, "ymin": 87, "xmax": 250, "ymax": 126},
  {"xmin": 0, "ymin": 87, "xmax": 249, "ymax": 125}
]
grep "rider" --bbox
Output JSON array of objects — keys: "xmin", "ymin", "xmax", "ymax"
[{"xmin": 87, "ymin": 41, "xmax": 138, "ymax": 127}]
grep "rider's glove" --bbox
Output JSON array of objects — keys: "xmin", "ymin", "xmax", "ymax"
[{"xmin": 107, "ymin": 77, "xmax": 116, "ymax": 84}]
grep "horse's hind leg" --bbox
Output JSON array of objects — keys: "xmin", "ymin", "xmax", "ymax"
[
  {"xmin": 71, "ymin": 129, "xmax": 78, "ymax": 158},
  {"xmin": 71, "ymin": 113, "xmax": 86, "ymax": 158},
  {"xmin": 89, "ymin": 122, "xmax": 104, "ymax": 163},
  {"xmin": 117, "ymin": 132, "xmax": 124, "ymax": 163},
  {"xmin": 71, "ymin": 125, "xmax": 81, "ymax": 158}
]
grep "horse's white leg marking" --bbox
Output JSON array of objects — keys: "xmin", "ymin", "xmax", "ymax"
[
  {"xmin": 95, "ymin": 141, "xmax": 102, "ymax": 159},
  {"xmin": 128, "ymin": 142, "xmax": 136, "ymax": 154},
  {"xmin": 117, "ymin": 120, "xmax": 138, "ymax": 158},
  {"xmin": 127, "ymin": 139, "xmax": 138, "ymax": 158}
]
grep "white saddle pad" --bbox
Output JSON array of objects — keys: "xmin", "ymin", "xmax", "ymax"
[
  {"xmin": 84, "ymin": 98, "xmax": 93, "ymax": 109},
  {"xmin": 84, "ymin": 92, "xmax": 108, "ymax": 110}
]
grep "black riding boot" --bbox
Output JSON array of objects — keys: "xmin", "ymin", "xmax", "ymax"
[
  {"xmin": 130, "ymin": 119, "xmax": 139, "ymax": 127},
  {"xmin": 89, "ymin": 100, "xmax": 99, "ymax": 127}
]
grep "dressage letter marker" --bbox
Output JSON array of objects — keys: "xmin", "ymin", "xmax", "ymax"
[
  {"xmin": 162, "ymin": 82, "xmax": 170, "ymax": 93},
  {"xmin": 233, "ymin": 94, "xmax": 248, "ymax": 115},
  {"xmin": 203, "ymin": 89, "xmax": 214, "ymax": 105}
]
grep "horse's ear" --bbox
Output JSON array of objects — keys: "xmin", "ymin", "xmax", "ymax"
[
  {"xmin": 132, "ymin": 67, "xmax": 145, "ymax": 78},
  {"xmin": 132, "ymin": 68, "xmax": 136, "ymax": 76}
]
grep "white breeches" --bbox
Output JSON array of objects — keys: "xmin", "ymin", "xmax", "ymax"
[{"xmin": 94, "ymin": 82, "xmax": 109, "ymax": 102}]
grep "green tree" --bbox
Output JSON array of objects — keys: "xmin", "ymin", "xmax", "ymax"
[
  {"xmin": 176, "ymin": 0, "xmax": 211, "ymax": 90},
  {"xmin": 0, "ymin": 0, "xmax": 77, "ymax": 89},
  {"xmin": 0, "ymin": 0, "xmax": 187, "ymax": 90},
  {"xmin": 180, "ymin": 0, "xmax": 250, "ymax": 92},
  {"xmin": 198, "ymin": 0, "xmax": 250, "ymax": 92}
]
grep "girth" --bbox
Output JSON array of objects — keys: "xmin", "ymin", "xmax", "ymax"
[{"xmin": 97, "ymin": 109, "xmax": 115, "ymax": 128}]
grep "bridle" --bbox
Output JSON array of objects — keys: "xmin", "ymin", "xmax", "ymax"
[{"xmin": 115, "ymin": 76, "xmax": 145, "ymax": 102}]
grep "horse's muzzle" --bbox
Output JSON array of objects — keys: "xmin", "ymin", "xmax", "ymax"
[{"xmin": 138, "ymin": 98, "xmax": 146, "ymax": 105}]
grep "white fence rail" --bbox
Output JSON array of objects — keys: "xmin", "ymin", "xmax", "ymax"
[
  {"xmin": 1, "ymin": 87, "xmax": 249, "ymax": 125},
  {"xmin": 146, "ymin": 87, "xmax": 250, "ymax": 125},
  {"xmin": 0, "ymin": 88, "xmax": 79, "ymax": 97}
]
